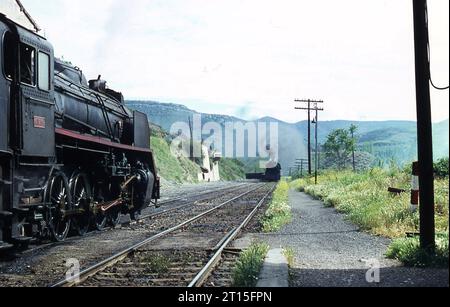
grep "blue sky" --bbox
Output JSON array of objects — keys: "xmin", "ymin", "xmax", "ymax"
[{"xmin": 20, "ymin": 0, "xmax": 449, "ymax": 123}]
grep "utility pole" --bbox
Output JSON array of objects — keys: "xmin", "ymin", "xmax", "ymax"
[
  {"xmin": 188, "ymin": 116, "xmax": 195, "ymax": 162},
  {"xmin": 352, "ymin": 130, "xmax": 356, "ymax": 172},
  {"xmin": 317, "ymin": 143, "xmax": 321, "ymax": 172},
  {"xmin": 295, "ymin": 100, "xmax": 324, "ymax": 178},
  {"xmin": 312, "ymin": 106, "xmax": 322, "ymax": 185},
  {"xmin": 294, "ymin": 163, "xmax": 302, "ymax": 177},
  {"xmin": 350, "ymin": 124, "xmax": 357, "ymax": 172},
  {"xmin": 413, "ymin": 0, "xmax": 435, "ymax": 251},
  {"xmin": 295, "ymin": 159, "xmax": 308, "ymax": 177}
]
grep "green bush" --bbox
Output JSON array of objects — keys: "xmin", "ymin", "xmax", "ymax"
[
  {"xmin": 290, "ymin": 169, "xmax": 449, "ymax": 238},
  {"xmin": 232, "ymin": 243, "xmax": 270, "ymax": 287},
  {"xmin": 261, "ymin": 181, "xmax": 292, "ymax": 232},
  {"xmin": 386, "ymin": 233, "xmax": 449, "ymax": 268},
  {"xmin": 434, "ymin": 158, "xmax": 449, "ymax": 179}
]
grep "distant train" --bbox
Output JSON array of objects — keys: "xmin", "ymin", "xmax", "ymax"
[
  {"xmin": 0, "ymin": 14, "xmax": 160, "ymax": 250},
  {"xmin": 246, "ymin": 164, "xmax": 282, "ymax": 182}
]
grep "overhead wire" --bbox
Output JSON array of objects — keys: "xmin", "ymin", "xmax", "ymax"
[{"xmin": 425, "ymin": 1, "xmax": 449, "ymax": 91}]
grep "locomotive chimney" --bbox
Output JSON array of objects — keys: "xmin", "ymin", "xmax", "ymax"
[{"xmin": 89, "ymin": 75, "xmax": 107, "ymax": 93}]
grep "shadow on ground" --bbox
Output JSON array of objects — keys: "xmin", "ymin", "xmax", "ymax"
[{"xmin": 289, "ymin": 266, "xmax": 449, "ymax": 287}]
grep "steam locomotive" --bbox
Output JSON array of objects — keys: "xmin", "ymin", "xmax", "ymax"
[
  {"xmin": 246, "ymin": 164, "xmax": 282, "ymax": 182},
  {"xmin": 0, "ymin": 14, "xmax": 160, "ymax": 250}
]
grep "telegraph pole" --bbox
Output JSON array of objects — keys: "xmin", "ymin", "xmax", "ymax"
[
  {"xmin": 295, "ymin": 100, "xmax": 324, "ymax": 178},
  {"xmin": 295, "ymin": 159, "xmax": 308, "ymax": 177},
  {"xmin": 188, "ymin": 116, "xmax": 195, "ymax": 162},
  {"xmin": 413, "ymin": 0, "xmax": 435, "ymax": 251},
  {"xmin": 315, "ymin": 110, "xmax": 318, "ymax": 184},
  {"xmin": 312, "ymin": 107, "xmax": 321, "ymax": 184},
  {"xmin": 317, "ymin": 144, "xmax": 321, "ymax": 173},
  {"xmin": 350, "ymin": 125, "xmax": 357, "ymax": 172},
  {"xmin": 352, "ymin": 130, "xmax": 356, "ymax": 172}
]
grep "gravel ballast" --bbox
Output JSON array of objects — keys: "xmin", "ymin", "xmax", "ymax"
[{"xmin": 0, "ymin": 181, "xmax": 253, "ymax": 287}]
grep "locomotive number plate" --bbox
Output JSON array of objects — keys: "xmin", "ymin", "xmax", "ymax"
[{"xmin": 33, "ymin": 116, "xmax": 46, "ymax": 129}]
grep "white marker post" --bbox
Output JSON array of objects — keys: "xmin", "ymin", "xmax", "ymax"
[{"xmin": 410, "ymin": 162, "xmax": 420, "ymax": 213}]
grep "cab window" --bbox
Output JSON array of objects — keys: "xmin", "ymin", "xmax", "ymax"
[
  {"xmin": 3, "ymin": 32, "xmax": 14, "ymax": 79},
  {"xmin": 20, "ymin": 43, "xmax": 35, "ymax": 86},
  {"xmin": 38, "ymin": 52, "xmax": 50, "ymax": 91}
]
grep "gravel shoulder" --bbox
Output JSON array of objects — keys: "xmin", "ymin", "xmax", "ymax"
[{"xmin": 243, "ymin": 190, "xmax": 449, "ymax": 287}]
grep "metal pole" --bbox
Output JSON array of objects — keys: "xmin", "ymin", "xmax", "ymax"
[
  {"xmin": 188, "ymin": 116, "xmax": 194, "ymax": 162},
  {"xmin": 318, "ymin": 144, "xmax": 321, "ymax": 172},
  {"xmin": 315, "ymin": 109, "xmax": 319, "ymax": 185},
  {"xmin": 307, "ymin": 100, "xmax": 312, "ymax": 175},
  {"xmin": 352, "ymin": 130, "xmax": 356, "ymax": 172},
  {"xmin": 295, "ymin": 100, "xmax": 323, "ymax": 177},
  {"xmin": 413, "ymin": 0, "xmax": 435, "ymax": 251}
]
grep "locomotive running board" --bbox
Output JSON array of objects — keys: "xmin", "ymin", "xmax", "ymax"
[
  {"xmin": 0, "ymin": 179, "xmax": 12, "ymax": 186},
  {"xmin": 55, "ymin": 128, "xmax": 153, "ymax": 154},
  {"xmin": 0, "ymin": 242, "xmax": 14, "ymax": 251}
]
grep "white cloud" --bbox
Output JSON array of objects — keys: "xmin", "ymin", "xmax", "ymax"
[{"xmin": 21, "ymin": 0, "xmax": 449, "ymax": 123}]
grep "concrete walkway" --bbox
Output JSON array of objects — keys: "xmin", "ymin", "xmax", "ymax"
[
  {"xmin": 256, "ymin": 249, "xmax": 289, "ymax": 288},
  {"xmin": 248, "ymin": 190, "xmax": 449, "ymax": 287}
]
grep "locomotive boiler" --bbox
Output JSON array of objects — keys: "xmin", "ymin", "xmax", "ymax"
[{"xmin": 0, "ymin": 14, "xmax": 160, "ymax": 250}]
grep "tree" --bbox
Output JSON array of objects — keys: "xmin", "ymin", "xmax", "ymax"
[
  {"xmin": 323, "ymin": 128, "xmax": 355, "ymax": 170},
  {"xmin": 434, "ymin": 157, "xmax": 449, "ymax": 179}
]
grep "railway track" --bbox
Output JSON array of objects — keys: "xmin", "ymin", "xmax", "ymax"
[
  {"xmin": 19, "ymin": 182, "xmax": 257, "ymax": 256},
  {"xmin": 188, "ymin": 187, "xmax": 273, "ymax": 287},
  {"xmin": 139, "ymin": 182, "xmax": 257, "ymax": 221},
  {"xmin": 51, "ymin": 183, "xmax": 275, "ymax": 287}
]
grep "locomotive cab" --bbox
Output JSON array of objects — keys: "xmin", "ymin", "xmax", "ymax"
[
  {"xmin": 1, "ymin": 17, "xmax": 55, "ymax": 158},
  {"xmin": 1, "ymin": 15, "xmax": 56, "ymax": 249}
]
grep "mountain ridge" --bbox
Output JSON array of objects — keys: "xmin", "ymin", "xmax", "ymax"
[
  {"xmin": 127, "ymin": 100, "xmax": 449, "ymax": 172},
  {"xmin": 128, "ymin": 100, "xmax": 448, "ymax": 126}
]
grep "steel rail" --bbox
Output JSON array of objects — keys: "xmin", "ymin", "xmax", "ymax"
[
  {"xmin": 188, "ymin": 185, "xmax": 275, "ymax": 287},
  {"xmin": 137, "ymin": 182, "xmax": 257, "ymax": 221},
  {"xmin": 50, "ymin": 183, "xmax": 269, "ymax": 287},
  {"xmin": 145, "ymin": 182, "xmax": 253, "ymax": 215},
  {"xmin": 20, "ymin": 183, "xmax": 253, "ymax": 256}
]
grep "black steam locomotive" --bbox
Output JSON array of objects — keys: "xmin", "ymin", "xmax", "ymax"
[
  {"xmin": 246, "ymin": 164, "xmax": 282, "ymax": 182},
  {"xmin": 0, "ymin": 14, "xmax": 160, "ymax": 250}
]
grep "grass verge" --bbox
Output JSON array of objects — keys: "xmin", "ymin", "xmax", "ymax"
[
  {"xmin": 233, "ymin": 242, "xmax": 270, "ymax": 287},
  {"xmin": 283, "ymin": 248, "xmax": 296, "ymax": 267},
  {"xmin": 386, "ymin": 233, "xmax": 449, "ymax": 268},
  {"xmin": 290, "ymin": 168, "xmax": 449, "ymax": 267},
  {"xmin": 261, "ymin": 181, "xmax": 292, "ymax": 232},
  {"xmin": 290, "ymin": 169, "xmax": 448, "ymax": 238}
]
